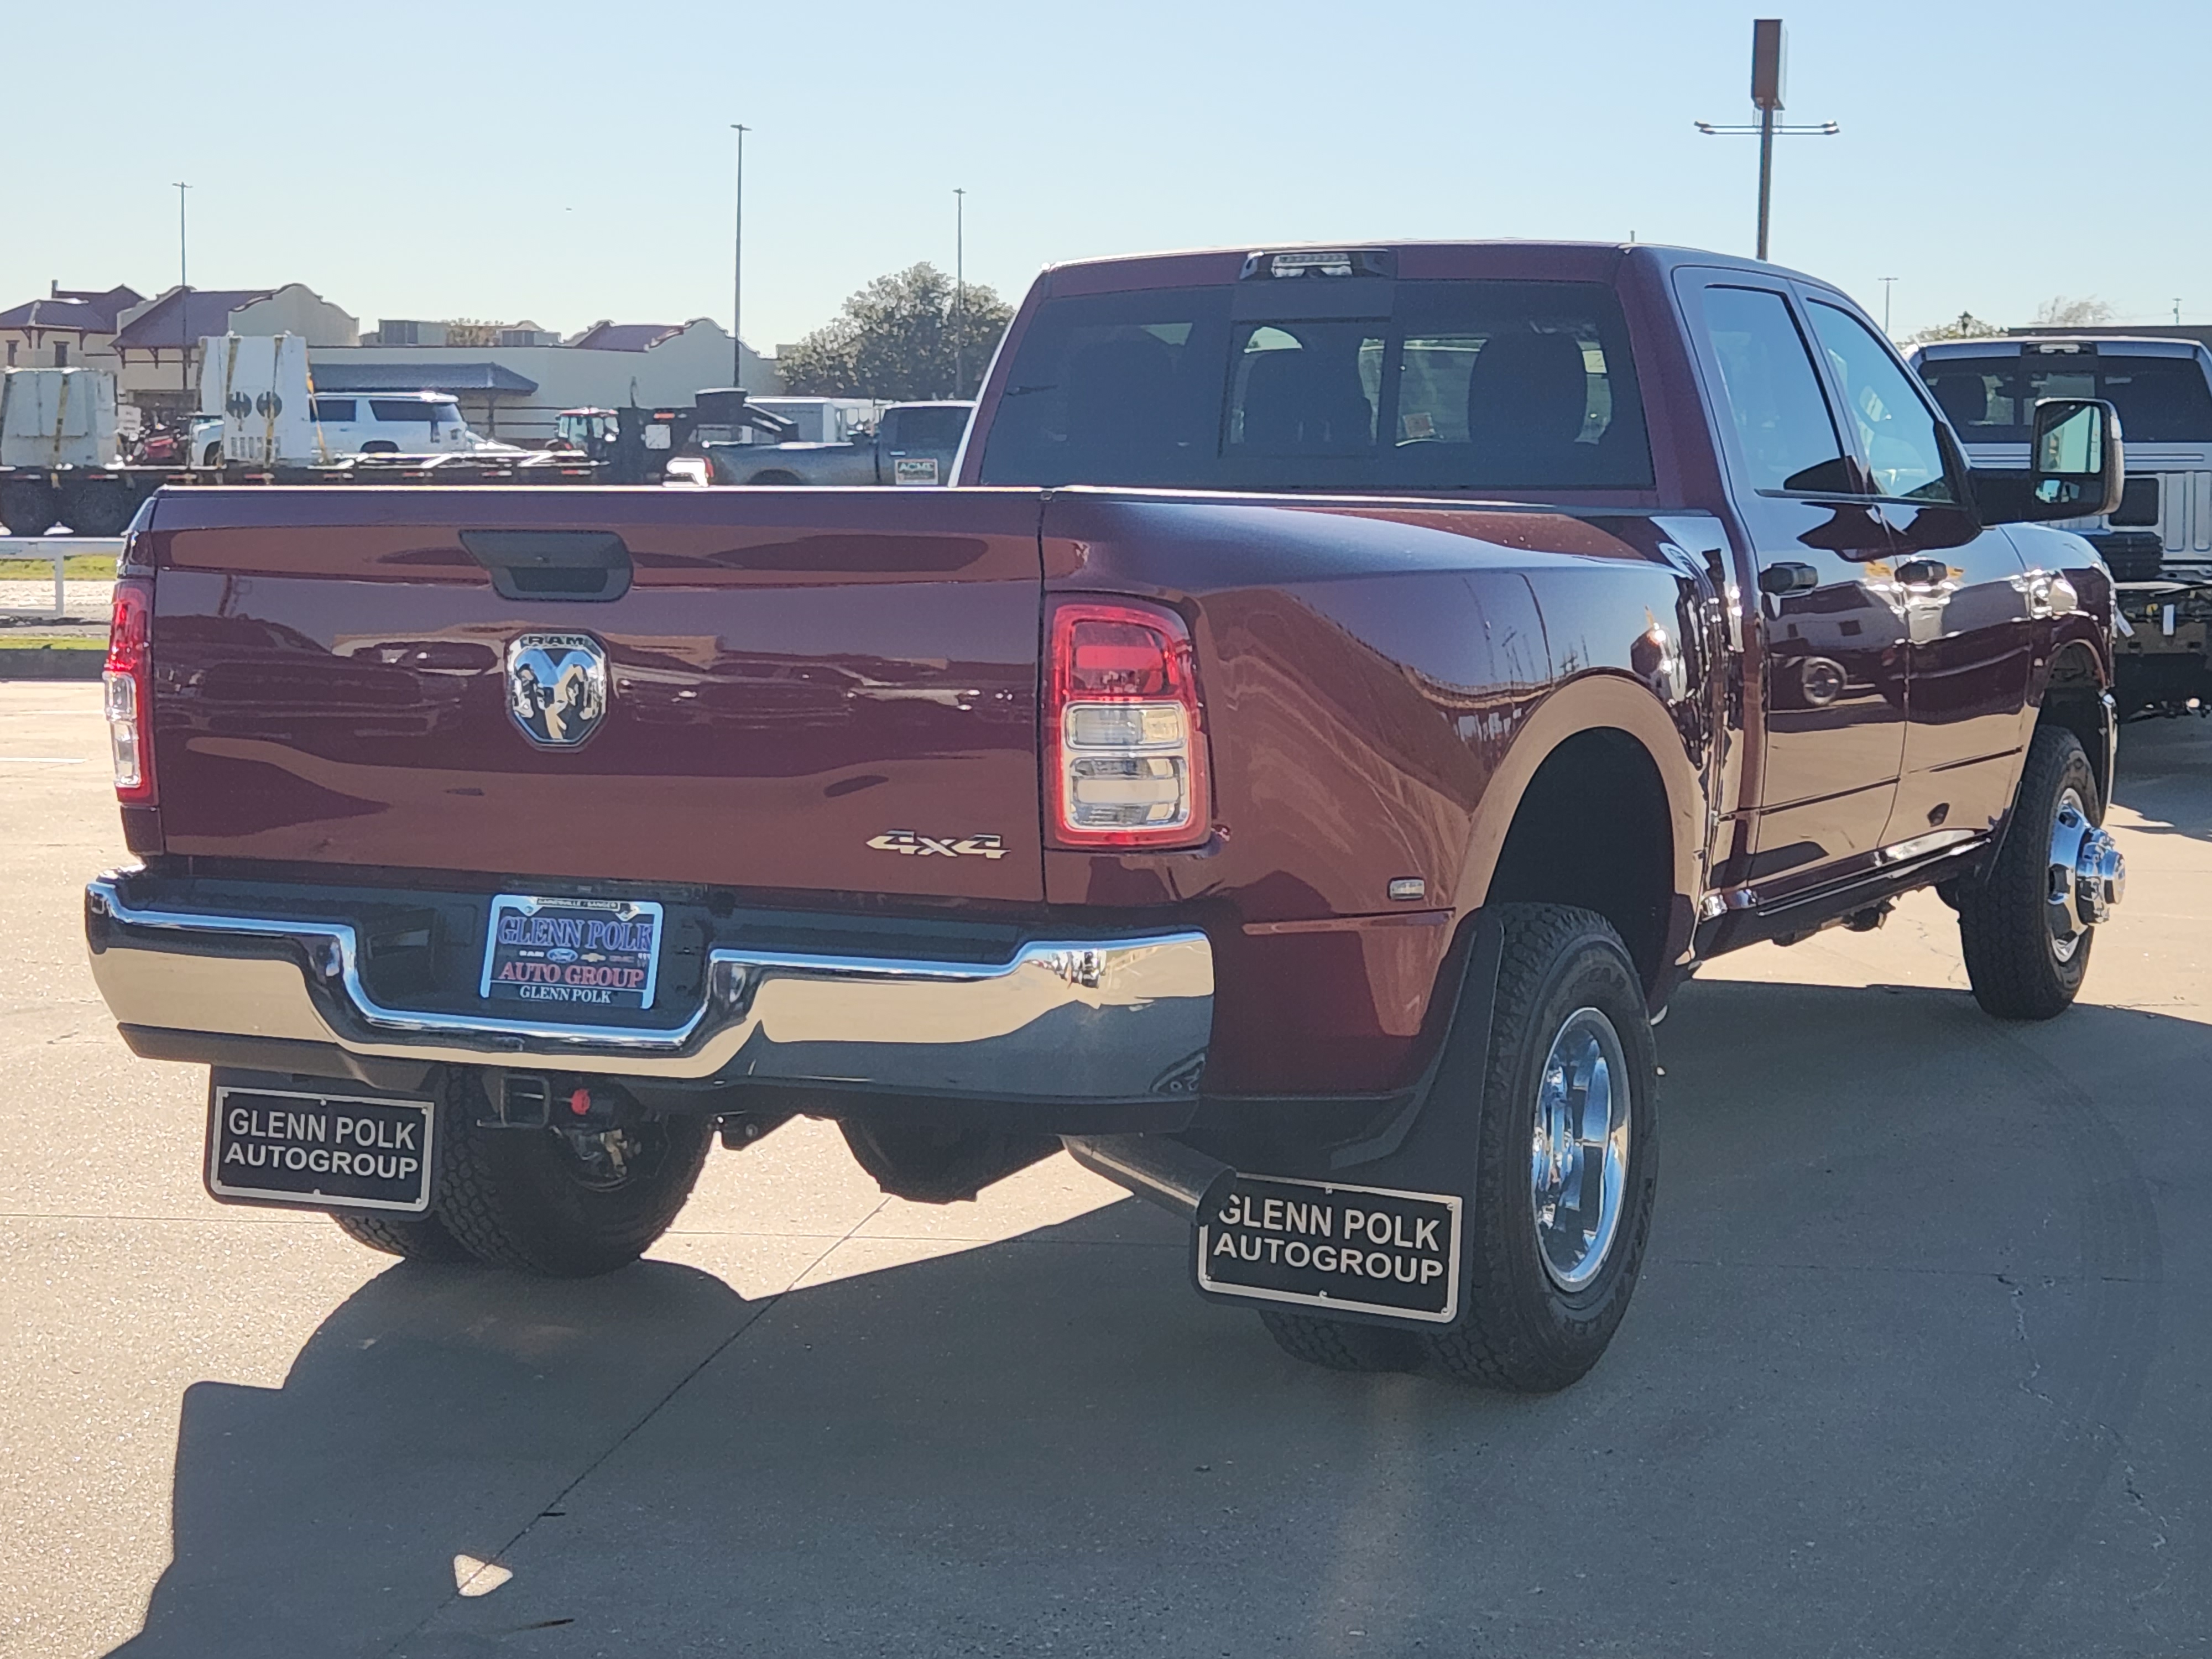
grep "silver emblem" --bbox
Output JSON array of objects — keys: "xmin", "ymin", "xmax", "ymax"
[
  {"xmin": 506, "ymin": 633, "xmax": 608, "ymax": 747},
  {"xmin": 867, "ymin": 830, "xmax": 1008, "ymax": 860}
]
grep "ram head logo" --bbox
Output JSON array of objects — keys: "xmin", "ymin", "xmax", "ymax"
[{"xmin": 506, "ymin": 633, "xmax": 609, "ymax": 747}]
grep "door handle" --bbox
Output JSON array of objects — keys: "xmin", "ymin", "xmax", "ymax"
[
  {"xmin": 1893, "ymin": 557, "xmax": 1950, "ymax": 587},
  {"xmin": 1757, "ymin": 561, "xmax": 1819, "ymax": 596}
]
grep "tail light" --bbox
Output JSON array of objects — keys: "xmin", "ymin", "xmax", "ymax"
[
  {"xmin": 1047, "ymin": 599, "xmax": 1209, "ymax": 848},
  {"xmin": 104, "ymin": 578, "xmax": 155, "ymax": 804}
]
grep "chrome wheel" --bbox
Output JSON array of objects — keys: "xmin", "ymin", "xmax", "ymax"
[
  {"xmin": 2046, "ymin": 786, "xmax": 2126, "ymax": 964},
  {"xmin": 1530, "ymin": 1007, "xmax": 1632, "ymax": 1291}
]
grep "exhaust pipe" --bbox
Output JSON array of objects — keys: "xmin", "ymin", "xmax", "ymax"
[{"xmin": 1062, "ymin": 1133, "xmax": 1235, "ymax": 1222}]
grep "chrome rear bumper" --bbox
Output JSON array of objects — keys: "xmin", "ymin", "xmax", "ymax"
[{"xmin": 84, "ymin": 876, "xmax": 1213, "ymax": 1102}]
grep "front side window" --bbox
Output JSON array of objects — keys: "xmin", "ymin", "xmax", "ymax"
[
  {"xmin": 369, "ymin": 399, "xmax": 437, "ymax": 424},
  {"xmin": 1807, "ymin": 301, "xmax": 1954, "ymax": 502},
  {"xmin": 978, "ymin": 279, "xmax": 1653, "ymax": 492},
  {"xmin": 1697, "ymin": 285, "xmax": 1855, "ymax": 494}
]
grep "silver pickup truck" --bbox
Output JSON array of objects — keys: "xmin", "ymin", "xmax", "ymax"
[{"xmin": 707, "ymin": 400, "xmax": 973, "ymax": 487}]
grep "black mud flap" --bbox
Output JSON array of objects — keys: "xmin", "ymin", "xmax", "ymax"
[
  {"xmin": 1188, "ymin": 914, "xmax": 1504, "ymax": 1331},
  {"xmin": 205, "ymin": 1068, "xmax": 437, "ymax": 1215}
]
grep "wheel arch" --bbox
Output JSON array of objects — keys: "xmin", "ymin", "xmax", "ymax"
[
  {"xmin": 1455, "ymin": 673, "xmax": 1705, "ymax": 998},
  {"xmin": 2033, "ymin": 634, "xmax": 2114, "ymax": 811}
]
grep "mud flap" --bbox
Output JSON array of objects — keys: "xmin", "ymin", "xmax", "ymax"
[{"xmin": 1187, "ymin": 914, "xmax": 1504, "ymax": 1331}]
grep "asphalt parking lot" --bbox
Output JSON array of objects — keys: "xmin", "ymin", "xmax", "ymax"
[{"xmin": 3, "ymin": 681, "xmax": 2207, "ymax": 1659}]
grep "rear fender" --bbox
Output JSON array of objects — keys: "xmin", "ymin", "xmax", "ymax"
[{"xmin": 1455, "ymin": 672, "xmax": 1707, "ymax": 978}]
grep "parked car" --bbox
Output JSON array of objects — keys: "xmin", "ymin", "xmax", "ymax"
[
  {"xmin": 708, "ymin": 400, "xmax": 972, "ymax": 486},
  {"xmin": 309, "ymin": 392, "xmax": 517, "ymax": 457},
  {"xmin": 1911, "ymin": 336, "xmax": 2212, "ymax": 717},
  {"xmin": 85, "ymin": 241, "xmax": 2125, "ymax": 1392}
]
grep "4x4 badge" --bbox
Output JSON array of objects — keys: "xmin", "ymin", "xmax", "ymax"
[{"xmin": 867, "ymin": 830, "xmax": 1008, "ymax": 860}]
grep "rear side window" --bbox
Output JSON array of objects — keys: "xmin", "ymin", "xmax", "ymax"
[
  {"xmin": 978, "ymin": 280, "xmax": 1653, "ymax": 492},
  {"xmin": 312, "ymin": 398, "xmax": 356, "ymax": 422},
  {"xmin": 369, "ymin": 399, "xmax": 437, "ymax": 424},
  {"xmin": 889, "ymin": 406, "xmax": 969, "ymax": 448},
  {"xmin": 1697, "ymin": 286, "xmax": 1855, "ymax": 494}
]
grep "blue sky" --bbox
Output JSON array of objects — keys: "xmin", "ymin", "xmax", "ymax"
[{"xmin": 15, "ymin": 0, "xmax": 2206, "ymax": 351}]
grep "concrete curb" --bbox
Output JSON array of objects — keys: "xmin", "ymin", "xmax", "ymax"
[{"xmin": 0, "ymin": 648, "xmax": 104, "ymax": 681}]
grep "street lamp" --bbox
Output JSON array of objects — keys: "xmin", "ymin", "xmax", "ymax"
[
  {"xmin": 953, "ymin": 187, "xmax": 966, "ymax": 397},
  {"xmin": 1881, "ymin": 276, "xmax": 1898, "ymax": 335},
  {"xmin": 1695, "ymin": 19, "xmax": 1838, "ymax": 262},
  {"xmin": 730, "ymin": 124, "xmax": 749, "ymax": 387},
  {"xmin": 173, "ymin": 181, "xmax": 191, "ymax": 411}
]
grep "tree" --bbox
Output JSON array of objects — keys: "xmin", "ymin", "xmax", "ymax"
[
  {"xmin": 778, "ymin": 263, "xmax": 1013, "ymax": 401},
  {"xmin": 2031, "ymin": 294, "xmax": 2115, "ymax": 328},
  {"xmin": 1903, "ymin": 310, "xmax": 2006, "ymax": 344}
]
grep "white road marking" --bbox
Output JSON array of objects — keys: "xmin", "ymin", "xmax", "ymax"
[{"xmin": 0, "ymin": 756, "xmax": 87, "ymax": 764}]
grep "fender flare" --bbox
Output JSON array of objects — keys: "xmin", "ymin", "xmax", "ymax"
[{"xmin": 1453, "ymin": 673, "xmax": 1708, "ymax": 969}]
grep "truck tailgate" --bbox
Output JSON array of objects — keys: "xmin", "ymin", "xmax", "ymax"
[{"xmin": 142, "ymin": 487, "xmax": 1047, "ymax": 902}]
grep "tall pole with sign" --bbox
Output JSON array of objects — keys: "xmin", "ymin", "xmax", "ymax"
[
  {"xmin": 1695, "ymin": 19, "xmax": 1837, "ymax": 263},
  {"xmin": 1751, "ymin": 19, "xmax": 1781, "ymax": 260}
]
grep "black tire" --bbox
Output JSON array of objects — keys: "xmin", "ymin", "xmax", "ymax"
[
  {"xmin": 1259, "ymin": 1308, "xmax": 1423, "ymax": 1373},
  {"xmin": 746, "ymin": 469, "xmax": 804, "ymax": 485},
  {"xmin": 332, "ymin": 1208, "xmax": 476, "ymax": 1262},
  {"xmin": 430, "ymin": 1071, "xmax": 712, "ymax": 1277},
  {"xmin": 1418, "ymin": 904, "xmax": 1660, "ymax": 1392},
  {"xmin": 1958, "ymin": 726, "xmax": 2100, "ymax": 1020},
  {"xmin": 59, "ymin": 484, "xmax": 135, "ymax": 538},
  {"xmin": 0, "ymin": 478, "xmax": 59, "ymax": 536}
]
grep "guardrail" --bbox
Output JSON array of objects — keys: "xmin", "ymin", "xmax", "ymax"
[{"xmin": 0, "ymin": 538, "xmax": 124, "ymax": 622}]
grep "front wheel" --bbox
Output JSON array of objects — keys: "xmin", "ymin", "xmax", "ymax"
[
  {"xmin": 1958, "ymin": 727, "xmax": 2123, "ymax": 1020},
  {"xmin": 1420, "ymin": 904, "xmax": 1660, "ymax": 1392}
]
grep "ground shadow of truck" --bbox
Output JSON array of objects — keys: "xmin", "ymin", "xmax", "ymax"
[{"xmin": 104, "ymin": 973, "xmax": 2190, "ymax": 1659}]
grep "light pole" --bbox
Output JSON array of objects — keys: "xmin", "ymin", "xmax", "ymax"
[
  {"xmin": 1695, "ymin": 19, "xmax": 1837, "ymax": 262},
  {"xmin": 953, "ymin": 187, "xmax": 966, "ymax": 397},
  {"xmin": 1881, "ymin": 276, "xmax": 1898, "ymax": 335},
  {"xmin": 730, "ymin": 124, "xmax": 749, "ymax": 386},
  {"xmin": 173, "ymin": 181, "xmax": 191, "ymax": 411}
]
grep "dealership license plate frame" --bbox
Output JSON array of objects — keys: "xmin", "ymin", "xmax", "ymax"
[
  {"xmin": 206, "ymin": 1083, "xmax": 436, "ymax": 1214},
  {"xmin": 1196, "ymin": 1172, "xmax": 1463, "ymax": 1324},
  {"xmin": 479, "ymin": 893, "xmax": 664, "ymax": 1014}
]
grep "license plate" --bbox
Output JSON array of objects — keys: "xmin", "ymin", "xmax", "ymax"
[
  {"xmin": 481, "ymin": 893, "xmax": 663, "ymax": 1012},
  {"xmin": 1196, "ymin": 1173, "xmax": 1462, "ymax": 1323},
  {"xmin": 206, "ymin": 1085, "xmax": 434, "ymax": 1213},
  {"xmin": 892, "ymin": 456, "xmax": 938, "ymax": 486}
]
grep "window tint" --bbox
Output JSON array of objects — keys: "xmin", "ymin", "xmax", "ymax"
[
  {"xmin": 1807, "ymin": 301, "xmax": 1954, "ymax": 502},
  {"xmin": 1697, "ymin": 286, "xmax": 1855, "ymax": 494},
  {"xmin": 369, "ymin": 399, "xmax": 437, "ymax": 424},
  {"xmin": 978, "ymin": 280, "xmax": 1653, "ymax": 491},
  {"xmin": 312, "ymin": 398, "xmax": 356, "ymax": 422},
  {"xmin": 1917, "ymin": 353, "xmax": 2212, "ymax": 445},
  {"xmin": 888, "ymin": 406, "xmax": 970, "ymax": 448}
]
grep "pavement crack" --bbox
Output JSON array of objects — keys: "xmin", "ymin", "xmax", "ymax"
[{"xmin": 1996, "ymin": 1273, "xmax": 2054, "ymax": 1406}]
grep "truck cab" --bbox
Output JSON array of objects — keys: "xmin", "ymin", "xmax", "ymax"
[{"xmin": 708, "ymin": 400, "xmax": 973, "ymax": 486}]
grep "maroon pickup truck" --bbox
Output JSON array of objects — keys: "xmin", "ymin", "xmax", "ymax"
[{"xmin": 86, "ymin": 242, "xmax": 2129, "ymax": 1390}]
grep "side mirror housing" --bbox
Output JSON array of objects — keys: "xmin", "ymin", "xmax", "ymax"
[{"xmin": 1969, "ymin": 397, "xmax": 2124, "ymax": 525}]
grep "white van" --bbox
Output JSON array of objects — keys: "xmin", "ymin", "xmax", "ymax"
[{"xmin": 307, "ymin": 392, "xmax": 513, "ymax": 456}]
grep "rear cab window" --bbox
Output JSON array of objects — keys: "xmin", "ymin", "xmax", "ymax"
[
  {"xmin": 1917, "ymin": 351, "xmax": 2212, "ymax": 445},
  {"xmin": 978, "ymin": 278, "xmax": 1653, "ymax": 492}
]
